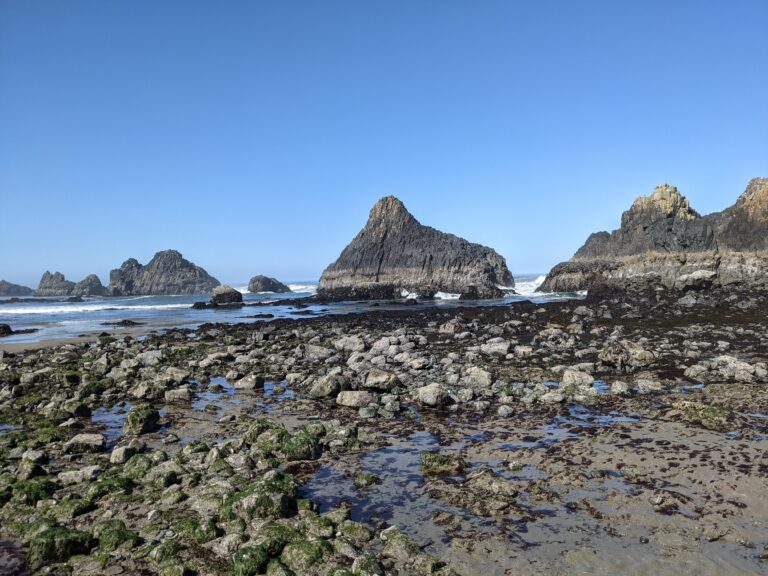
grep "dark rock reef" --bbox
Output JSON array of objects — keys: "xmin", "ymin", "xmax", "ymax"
[
  {"xmin": 106, "ymin": 250, "xmax": 220, "ymax": 296},
  {"xmin": 248, "ymin": 275, "xmax": 291, "ymax": 293},
  {"xmin": 0, "ymin": 280, "xmax": 33, "ymax": 297},
  {"xmin": 318, "ymin": 196, "xmax": 514, "ymax": 300},
  {"xmin": 33, "ymin": 272, "xmax": 76, "ymax": 297},
  {"xmin": 541, "ymin": 178, "xmax": 768, "ymax": 293}
]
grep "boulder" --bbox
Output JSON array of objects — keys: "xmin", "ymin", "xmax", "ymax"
[
  {"xmin": 248, "ymin": 275, "xmax": 291, "ymax": 293},
  {"xmin": 417, "ymin": 383, "xmax": 449, "ymax": 407},
  {"xmin": 336, "ymin": 390, "xmax": 376, "ymax": 408},
  {"xmin": 211, "ymin": 285, "xmax": 243, "ymax": 306}
]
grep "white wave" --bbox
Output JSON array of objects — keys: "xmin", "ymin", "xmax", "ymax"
[
  {"xmin": 287, "ymin": 283, "xmax": 317, "ymax": 294},
  {"xmin": 434, "ymin": 291, "xmax": 461, "ymax": 300},
  {"xmin": 233, "ymin": 286, "xmax": 249, "ymax": 294},
  {"xmin": 1, "ymin": 303, "xmax": 192, "ymax": 315},
  {"xmin": 511, "ymin": 275, "xmax": 546, "ymax": 297}
]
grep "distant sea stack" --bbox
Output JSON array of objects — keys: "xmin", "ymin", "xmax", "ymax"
[
  {"xmin": 71, "ymin": 274, "xmax": 106, "ymax": 297},
  {"xmin": 318, "ymin": 196, "xmax": 514, "ymax": 300},
  {"xmin": 248, "ymin": 275, "xmax": 291, "ymax": 293},
  {"xmin": 540, "ymin": 178, "xmax": 768, "ymax": 293},
  {"xmin": 34, "ymin": 271, "xmax": 76, "ymax": 297},
  {"xmin": 0, "ymin": 280, "xmax": 34, "ymax": 297},
  {"xmin": 106, "ymin": 250, "xmax": 220, "ymax": 296}
]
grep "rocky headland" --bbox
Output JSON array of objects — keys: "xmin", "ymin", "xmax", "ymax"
[
  {"xmin": 248, "ymin": 276, "xmax": 291, "ymax": 294},
  {"xmin": 318, "ymin": 196, "xmax": 514, "ymax": 300},
  {"xmin": 106, "ymin": 250, "xmax": 220, "ymax": 296},
  {"xmin": 33, "ymin": 272, "xmax": 76, "ymax": 297},
  {"xmin": 0, "ymin": 281, "xmax": 33, "ymax": 297},
  {"xmin": 540, "ymin": 178, "xmax": 768, "ymax": 294}
]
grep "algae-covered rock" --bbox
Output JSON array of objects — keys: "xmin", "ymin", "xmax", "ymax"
[
  {"xmin": 280, "ymin": 539, "xmax": 330, "ymax": 573},
  {"xmin": 124, "ymin": 406, "xmax": 161, "ymax": 434},
  {"xmin": 28, "ymin": 526, "xmax": 94, "ymax": 569},
  {"xmin": 221, "ymin": 470, "xmax": 298, "ymax": 520},
  {"xmin": 232, "ymin": 545, "xmax": 269, "ymax": 576}
]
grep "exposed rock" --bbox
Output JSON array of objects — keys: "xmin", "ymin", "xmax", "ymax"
[
  {"xmin": 211, "ymin": 285, "xmax": 243, "ymax": 306},
  {"xmin": 71, "ymin": 274, "xmax": 106, "ymax": 297},
  {"xmin": 248, "ymin": 275, "xmax": 291, "ymax": 293},
  {"xmin": 34, "ymin": 271, "xmax": 75, "ymax": 296},
  {"xmin": 318, "ymin": 196, "xmax": 513, "ymax": 300},
  {"xmin": 106, "ymin": 250, "xmax": 220, "ymax": 296},
  {"xmin": 540, "ymin": 179, "xmax": 768, "ymax": 293},
  {"xmin": 417, "ymin": 383, "xmax": 449, "ymax": 407},
  {"xmin": 0, "ymin": 280, "xmax": 33, "ymax": 296},
  {"xmin": 336, "ymin": 390, "xmax": 376, "ymax": 408}
]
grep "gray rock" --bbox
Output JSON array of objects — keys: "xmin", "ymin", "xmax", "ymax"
[
  {"xmin": 0, "ymin": 280, "xmax": 33, "ymax": 296},
  {"xmin": 363, "ymin": 368, "xmax": 399, "ymax": 391},
  {"xmin": 336, "ymin": 390, "xmax": 376, "ymax": 408},
  {"xmin": 58, "ymin": 465, "xmax": 100, "ymax": 485},
  {"xmin": 318, "ymin": 196, "xmax": 513, "ymax": 300},
  {"xmin": 64, "ymin": 433, "xmax": 106, "ymax": 453},
  {"xmin": 308, "ymin": 374, "xmax": 343, "ymax": 398},
  {"xmin": 211, "ymin": 285, "xmax": 243, "ymax": 305},
  {"xmin": 71, "ymin": 274, "xmax": 106, "ymax": 297},
  {"xmin": 417, "ymin": 383, "xmax": 449, "ymax": 407},
  {"xmin": 106, "ymin": 250, "xmax": 220, "ymax": 296},
  {"xmin": 248, "ymin": 275, "xmax": 291, "ymax": 293},
  {"xmin": 34, "ymin": 271, "xmax": 75, "ymax": 296}
]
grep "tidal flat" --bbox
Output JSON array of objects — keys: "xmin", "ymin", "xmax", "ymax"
[{"xmin": 1, "ymin": 291, "xmax": 767, "ymax": 575}]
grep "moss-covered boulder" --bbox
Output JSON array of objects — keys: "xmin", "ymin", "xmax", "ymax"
[
  {"xmin": 232, "ymin": 545, "xmax": 269, "ymax": 576},
  {"xmin": 94, "ymin": 519, "xmax": 140, "ymax": 552},
  {"xmin": 124, "ymin": 406, "xmax": 161, "ymax": 434},
  {"xmin": 28, "ymin": 526, "xmax": 94, "ymax": 569},
  {"xmin": 279, "ymin": 540, "xmax": 330, "ymax": 573},
  {"xmin": 221, "ymin": 470, "xmax": 298, "ymax": 521}
]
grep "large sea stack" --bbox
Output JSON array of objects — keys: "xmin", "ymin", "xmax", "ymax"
[
  {"xmin": 318, "ymin": 196, "xmax": 513, "ymax": 300},
  {"xmin": 540, "ymin": 178, "xmax": 768, "ymax": 293},
  {"xmin": 106, "ymin": 250, "xmax": 220, "ymax": 296}
]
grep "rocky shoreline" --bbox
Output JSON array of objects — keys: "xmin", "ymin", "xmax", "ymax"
[{"xmin": 1, "ymin": 284, "xmax": 767, "ymax": 575}]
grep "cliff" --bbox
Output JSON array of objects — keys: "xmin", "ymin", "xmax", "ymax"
[{"xmin": 106, "ymin": 250, "xmax": 220, "ymax": 296}]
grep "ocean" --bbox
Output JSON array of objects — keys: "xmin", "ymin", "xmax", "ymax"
[{"xmin": 0, "ymin": 274, "xmax": 581, "ymax": 346}]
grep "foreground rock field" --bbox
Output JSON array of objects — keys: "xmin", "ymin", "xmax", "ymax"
[{"xmin": 1, "ymin": 288, "xmax": 767, "ymax": 575}]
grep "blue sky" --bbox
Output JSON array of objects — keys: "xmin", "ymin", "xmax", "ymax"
[{"xmin": 1, "ymin": 1, "xmax": 766, "ymax": 287}]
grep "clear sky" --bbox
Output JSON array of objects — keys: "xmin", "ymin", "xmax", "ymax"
[{"xmin": 1, "ymin": 1, "xmax": 766, "ymax": 287}]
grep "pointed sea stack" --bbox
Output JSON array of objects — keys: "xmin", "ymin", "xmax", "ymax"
[
  {"xmin": 318, "ymin": 196, "xmax": 513, "ymax": 300},
  {"xmin": 540, "ymin": 178, "xmax": 768, "ymax": 294},
  {"xmin": 106, "ymin": 250, "xmax": 220, "ymax": 296}
]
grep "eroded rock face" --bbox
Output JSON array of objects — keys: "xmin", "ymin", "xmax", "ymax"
[
  {"xmin": 0, "ymin": 280, "xmax": 33, "ymax": 296},
  {"xmin": 106, "ymin": 250, "xmax": 220, "ymax": 296},
  {"xmin": 541, "ymin": 178, "xmax": 768, "ymax": 293},
  {"xmin": 71, "ymin": 274, "xmax": 106, "ymax": 297},
  {"xmin": 248, "ymin": 275, "xmax": 291, "ymax": 293},
  {"xmin": 318, "ymin": 196, "xmax": 513, "ymax": 300},
  {"xmin": 34, "ymin": 271, "xmax": 76, "ymax": 296}
]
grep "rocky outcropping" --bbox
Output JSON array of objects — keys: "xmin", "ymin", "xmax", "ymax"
[
  {"xmin": 211, "ymin": 285, "xmax": 243, "ymax": 305},
  {"xmin": 540, "ymin": 178, "xmax": 768, "ymax": 294},
  {"xmin": 34, "ymin": 271, "xmax": 76, "ymax": 297},
  {"xmin": 248, "ymin": 275, "xmax": 291, "ymax": 293},
  {"xmin": 318, "ymin": 196, "xmax": 513, "ymax": 300},
  {"xmin": 0, "ymin": 280, "xmax": 33, "ymax": 296},
  {"xmin": 106, "ymin": 250, "xmax": 220, "ymax": 296},
  {"xmin": 71, "ymin": 274, "xmax": 106, "ymax": 297}
]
